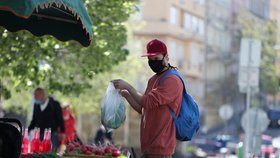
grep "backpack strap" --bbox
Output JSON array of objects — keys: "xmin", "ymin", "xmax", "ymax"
[
  {"xmin": 159, "ymin": 69, "xmax": 187, "ymax": 93},
  {"xmin": 159, "ymin": 69, "xmax": 186, "ymax": 118}
]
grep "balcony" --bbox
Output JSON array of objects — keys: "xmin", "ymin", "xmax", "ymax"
[
  {"xmin": 133, "ymin": 20, "xmax": 204, "ymax": 42},
  {"xmin": 181, "ymin": 68, "xmax": 203, "ymax": 79}
]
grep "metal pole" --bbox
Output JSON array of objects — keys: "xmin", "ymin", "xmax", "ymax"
[
  {"xmin": 244, "ymin": 83, "xmax": 251, "ymax": 158},
  {"xmin": 0, "ymin": 80, "xmax": 3, "ymax": 118},
  {"xmin": 204, "ymin": 0, "xmax": 209, "ymax": 113},
  {"xmin": 244, "ymin": 40, "xmax": 253, "ymax": 158},
  {"xmin": 224, "ymin": 120, "xmax": 228, "ymax": 134}
]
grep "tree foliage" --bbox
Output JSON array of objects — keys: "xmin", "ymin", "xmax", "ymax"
[
  {"xmin": 0, "ymin": 0, "xmax": 138, "ymax": 98},
  {"xmin": 3, "ymin": 54, "xmax": 152, "ymax": 115},
  {"xmin": 260, "ymin": 21, "xmax": 279, "ymax": 95},
  {"xmin": 238, "ymin": 13, "xmax": 279, "ymax": 95}
]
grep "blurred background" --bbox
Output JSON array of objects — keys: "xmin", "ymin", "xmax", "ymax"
[{"xmin": 1, "ymin": 0, "xmax": 280, "ymax": 157}]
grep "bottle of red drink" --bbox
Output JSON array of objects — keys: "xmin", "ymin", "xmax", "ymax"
[
  {"xmin": 40, "ymin": 129, "xmax": 48, "ymax": 153},
  {"xmin": 21, "ymin": 128, "xmax": 29, "ymax": 154},
  {"xmin": 31, "ymin": 128, "xmax": 41, "ymax": 153},
  {"xmin": 44, "ymin": 128, "xmax": 52, "ymax": 152},
  {"xmin": 30, "ymin": 128, "xmax": 37, "ymax": 153},
  {"xmin": 36, "ymin": 128, "xmax": 41, "ymax": 153}
]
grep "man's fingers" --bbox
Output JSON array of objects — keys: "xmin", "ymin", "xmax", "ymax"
[
  {"xmin": 111, "ymin": 79, "xmax": 121, "ymax": 88},
  {"xmin": 113, "ymin": 82, "xmax": 119, "ymax": 88}
]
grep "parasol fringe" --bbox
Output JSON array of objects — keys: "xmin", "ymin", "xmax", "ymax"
[
  {"xmin": 0, "ymin": 1, "xmax": 93, "ymax": 44},
  {"xmin": 5, "ymin": 1, "xmax": 92, "ymax": 41},
  {"xmin": 48, "ymin": 3, "xmax": 52, "ymax": 8},
  {"xmin": 58, "ymin": 3, "xmax": 88, "ymax": 36},
  {"xmin": 35, "ymin": 6, "xmax": 39, "ymax": 13},
  {"xmin": 62, "ymin": 3, "xmax": 67, "ymax": 11},
  {"xmin": 39, "ymin": 4, "xmax": 44, "ymax": 10}
]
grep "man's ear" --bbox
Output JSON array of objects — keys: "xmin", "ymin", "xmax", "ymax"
[
  {"xmin": 164, "ymin": 55, "xmax": 169, "ymax": 66},
  {"xmin": 166, "ymin": 55, "xmax": 169, "ymax": 61}
]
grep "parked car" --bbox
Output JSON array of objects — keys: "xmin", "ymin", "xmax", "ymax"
[
  {"xmin": 215, "ymin": 134, "xmax": 238, "ymax": 154},
  {"xmin": 193, "ymin": 137, "xmax": 222, "ymax": 157},
  {"xmin": 238, "ymin": 134, "xmax": 276, "ymax": 157},
  {"xmin": 260, "ymin": 135, "xmax": 277, "ymax": 157},
  {"xmin": 267, "ymin": 109, "xmax": 280, "ymax": 128}
]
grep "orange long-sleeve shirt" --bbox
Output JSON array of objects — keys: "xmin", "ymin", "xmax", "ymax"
[{"xmin": 140, "ymin": 69, "xmax": 183, "ymax": 155}]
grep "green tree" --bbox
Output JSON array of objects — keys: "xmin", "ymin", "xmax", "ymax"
[
  {"xmin": 0, "ymin": 0, "xmax": 138, "ymax": 98},
  {"xmin": 260, "ymin": 21, "xmax": 278, "ymax": 95},
  {"xmin": 3, "ymin": 54, "xmax": 151, "ymax": 114},
  {"xmin": 239, "ymin": 13, "xmax": 279, "ymax": 95}
]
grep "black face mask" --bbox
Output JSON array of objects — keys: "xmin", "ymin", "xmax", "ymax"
[{"xmin": 148, "ymin": 58, "xmax": 166, "ymax": 73}]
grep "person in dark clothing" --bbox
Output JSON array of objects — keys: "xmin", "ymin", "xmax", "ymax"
[{"xmin": 28, "ymin": 87, "xmax": 65, "ymax": 152}]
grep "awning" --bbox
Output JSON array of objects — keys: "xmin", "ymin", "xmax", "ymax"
[{"xmin": 0, "ymin": 0, "xmax": 93, "ymax": 47}]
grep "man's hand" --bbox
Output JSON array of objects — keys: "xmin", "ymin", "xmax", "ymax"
[
  {"xmin": 119, "ymin": 89, "xmax": 130, "ymax": 98},
  {"xmin": 112, "ymin": 79, "xmax": 143, "ymax": 106},
  {"xmin": 112, "ymin": 79, "xmax": 130, "ymax": 90}
]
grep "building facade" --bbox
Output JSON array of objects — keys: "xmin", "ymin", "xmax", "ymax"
[
  {"xmin": 127, "ymin": 0, "xmax": 274, "ymax": 155},
  {"xmin": 269, "ymin": 0, "xmax": 280, "ymax": 107},
  {"xmin": 133, "ymin": 0, "xmax": 206, "ymax": 125}
]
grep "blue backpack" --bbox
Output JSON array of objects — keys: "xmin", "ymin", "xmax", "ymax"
[{"xmin": 159, "ymin": 69, "xmax": 200, "ymax": 141}]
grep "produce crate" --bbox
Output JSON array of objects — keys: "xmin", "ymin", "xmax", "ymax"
[{"xmin": 63, "ymin": 154, "xmax": 107, "ymax": 158}]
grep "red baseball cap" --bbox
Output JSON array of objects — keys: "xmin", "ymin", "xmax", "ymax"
[{"xmin": 142, "ymin": 39, "xmax": 168, "ymax": 57}]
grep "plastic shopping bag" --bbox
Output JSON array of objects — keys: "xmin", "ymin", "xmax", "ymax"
[{"xmin": 101, "ymin": 82, "xmax": 126, "ymax": 130}]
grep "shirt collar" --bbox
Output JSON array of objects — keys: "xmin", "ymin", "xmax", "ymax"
[{"xmin": 40, "ymin": 98, "xmax": 49, "ymax": 111}]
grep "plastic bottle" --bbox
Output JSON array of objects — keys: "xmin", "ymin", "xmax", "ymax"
[
  {"xmin": 30, "ymin": 128, "xmax": 36, "ymax": 153},
  {"xmin": 40, "ymin": 128, "xmax": 48, "ymax": 153},
  {"xmin": 21, "ymin": 128, "xmax": 29, "ymax": 154},
  {"xmin": 44, "ymin": 128, "xmax": 52, "ymax": 152},
  {"xmin": 31, "ymin": 128, "xmax": 41, "ymax": 153},
  {"xmin": 58, "ymin": 139, "xmax": 66, "ymax": 155}
]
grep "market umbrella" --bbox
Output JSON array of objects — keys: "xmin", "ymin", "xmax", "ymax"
[{"xmin": 0, "ymin": 0, "xmax": 93, "ymax": 47}]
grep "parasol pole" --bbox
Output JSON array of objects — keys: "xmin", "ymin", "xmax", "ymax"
[
  {"xmin": 32, "ymin": 5, "xmax": 80, "ymax": 24},
  {"xmin": 0, "ymin": 80, "xmax": 3, "ymax": 118},
  {"xmin": 32, "ymin": 13, "xmax": 78, "ymax": 24}
]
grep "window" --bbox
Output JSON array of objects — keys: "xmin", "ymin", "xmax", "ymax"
[
  {"xmin": 221, "ymin": 33, "xmax": 227, "ymax": 51},
  {"xmin": 169, "ymin": 41, "xmax": 177, "ymax": 59},
  {"xmin": 184, "ymin": 12, "xmax": 192, "ymax": 30},
  {"xmin": 170, "ymin": 6, "xmax": 178, "ymax": 25},
  {"xmin": 207, "ymin": 27, "xmax": 214, "ymax": 46},
  {"xmin": 169, "ymin": 41, "xmax": 185, "ymax": 69},
  {"xmin": 193, "ymin": 0, "xmax": 205, "ymax": 5},
  {"xmin": 177, "ymin": 45, "xmax": 184, "ymax": 69},
  {"xmin": 199, "ymin": 0, "xmax": 205, "ymax": 5},
  {"xmin": 199, "ymin": 49, "xmax": 204, "ymax": 72},
  {"xmin": 191, "ymin": 45, "xmax": 199, "ymax": 70},
  {"xmin": 192, "ymin": 16, "xmax": 198, "ymax": 32},
  {"xmin": 199, "ymin": 19, "xmax": 204, "ymax": 35}
]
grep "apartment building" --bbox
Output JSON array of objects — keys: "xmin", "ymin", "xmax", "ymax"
[
  {"xmin": 131, "ymin": 0, "xmax": 239, "ymax": 130},
  {"xmin": 203, "ymin": 0, "xmax": 235, "ymax": 128},
  {"xmin": 132, "ymin": 0, "xmax": 206, "ymax": 121},
  {"xmin": 269, "ymin": 0, "xmax": 280, "ymax": 106},
  {"xmin": 131, "ymin": 0, "xmax": 271, "ymax": 127},
  {"xmin": 124, "ymin": 1, "xmax": 207, "ymax": 153}
]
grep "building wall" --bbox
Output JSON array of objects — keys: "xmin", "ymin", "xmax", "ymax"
[
  {"xmin": 269, "ymin": 0, "xmax": 280, "ymax": 107},
  {"xmin": 133, "ymin": 0, "xmax": 206, "ymax": 101},
  {"xmin": 203, "ymin": 0, "xmax": 234, "ymax": 128},
  {"xmin": 131, "ymin": 0, "xmax": 272, "ymax": 132},
  {"xmin": 132, "ymin": 0, "xmax": 241, "ymax": 131},
  {"xmin": 270, "ymin": 0, "xmax": 280, "ymax": 45}
]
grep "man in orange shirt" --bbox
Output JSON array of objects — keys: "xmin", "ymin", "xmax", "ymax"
[{"xmin": 113, "ymin": 39, "xmax": 183, "ymax": 158}]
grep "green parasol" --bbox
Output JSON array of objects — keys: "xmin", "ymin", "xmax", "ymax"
[{"xmin": 0, "ymin": 0, "xmax": 93, "ymax": 47}]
